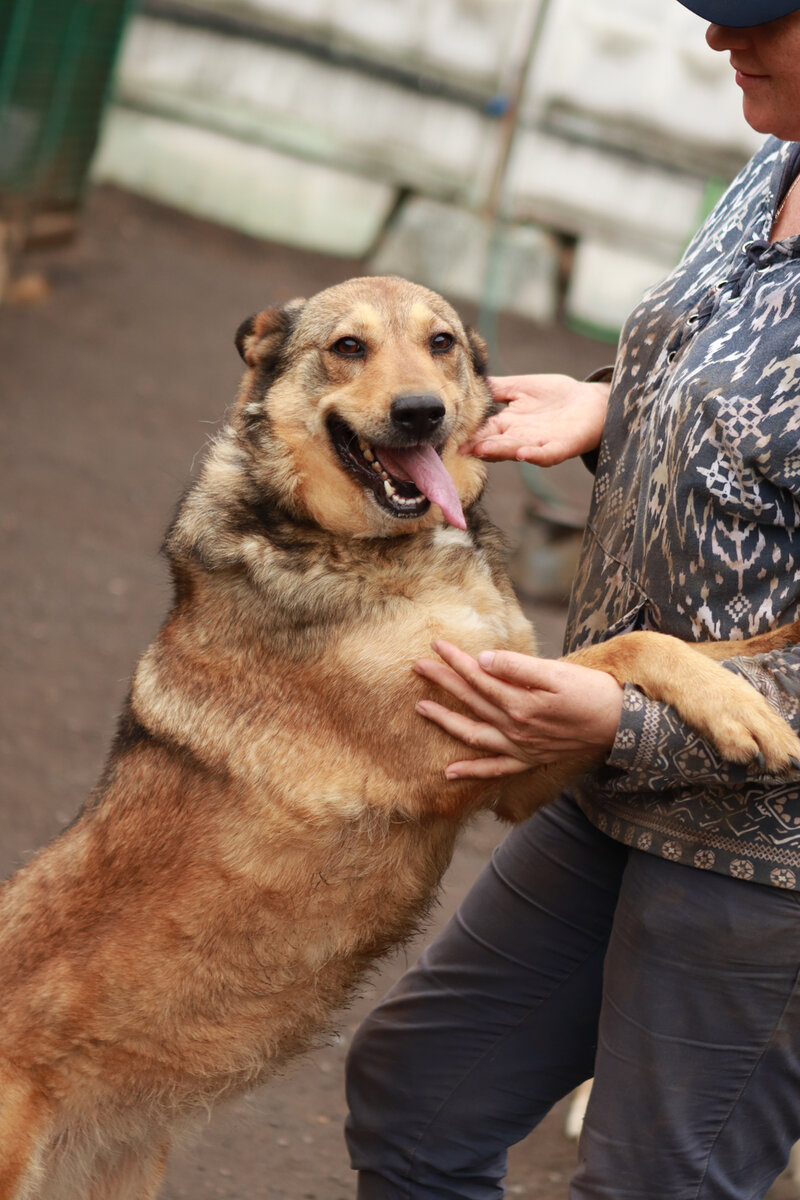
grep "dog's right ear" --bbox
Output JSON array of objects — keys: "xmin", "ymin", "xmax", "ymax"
[
  {"xmin": 235, "ymin": 298, "xmax": 306, "ymax": 370},
  {"xmin": 465, "ymin": 326, "xmax": 489, "ymax": 377}
]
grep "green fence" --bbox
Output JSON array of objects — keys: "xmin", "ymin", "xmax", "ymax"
[{"xmin": 0, "ymin": 0, "xmax": 134, "ymax": 226}]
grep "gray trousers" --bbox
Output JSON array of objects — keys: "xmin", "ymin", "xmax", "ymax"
[{"xmin": 345, "ymin": 795, "xmax": 800, "ymax": 1198}]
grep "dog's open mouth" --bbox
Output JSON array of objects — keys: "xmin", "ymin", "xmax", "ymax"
[{"xmin": 327, "ymin": 416, "xmax": 466, "ymax": 529}]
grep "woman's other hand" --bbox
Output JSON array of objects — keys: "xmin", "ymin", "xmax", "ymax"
[
  {"xmin": 460, "ymin": 374, "xmax": 610, "ymax": 466},
  {"xmin": 414, "ymin": 640, "xmax": 624, "ymax": 780}
]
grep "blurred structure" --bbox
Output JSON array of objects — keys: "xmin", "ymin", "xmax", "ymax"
[
  {"xmin": 90, "ymin": 0, "xmax": 760, "ymax": 337},
  {"xmin": 0, "ymin": 0, "xmax": 134, "ymax": 294},
  {"xmin": 1, "ymin": 0, "xmax": 763, "ymax": 602}
]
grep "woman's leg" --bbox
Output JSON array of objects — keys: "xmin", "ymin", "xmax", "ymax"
[
  {"xmin": 345, "ymin": 795, "xmax": 628, "ymax": 1200},
  {"xmin": 575, "ymin": 850, "xmax": 800, "ymax": 1199}
]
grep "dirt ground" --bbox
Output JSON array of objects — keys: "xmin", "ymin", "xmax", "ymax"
[{"xmin": 1, "ymin": 186, "xmax": 795, "ymax": 1199}]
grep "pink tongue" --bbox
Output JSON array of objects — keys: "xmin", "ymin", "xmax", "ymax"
[{"xmin": 377, "ymin": 446, "xmax": 466, "ymax": 530}]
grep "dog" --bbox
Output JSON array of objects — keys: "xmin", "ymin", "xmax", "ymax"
[{"xmin": 2, "ymin": 275, "xmax": 799, "ymax": 1200}]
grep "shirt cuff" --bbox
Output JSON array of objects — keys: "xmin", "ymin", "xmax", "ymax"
[
  {"xmin": 606, "ymin": 682, "xmax": 657, "ymax": 770},
  {"xmin": 581, "ymin": 365, "xmax": 615, "ymax": 475}
]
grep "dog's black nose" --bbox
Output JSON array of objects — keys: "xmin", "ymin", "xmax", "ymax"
[{"xmin": 390, "ymin": 394, "xmax": 446, "ymax": 440}]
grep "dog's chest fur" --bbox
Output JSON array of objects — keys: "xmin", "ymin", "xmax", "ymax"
[
  {"xmin": 135, "ymin": 507, "xmax": 533, "ymax": 811},
  {"xmin": 0, "ymin": 504, "xmax": 533, "ymax": 1107}
]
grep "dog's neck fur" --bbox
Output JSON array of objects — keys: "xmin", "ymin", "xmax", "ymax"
[{"xmin": 162, "ymin": 425, "xmax": 507, "ymax": 644}]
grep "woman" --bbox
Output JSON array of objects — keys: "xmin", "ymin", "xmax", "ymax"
[{"xmin": 345, "ymin": 4, "xmax": 800, "ymax": 1198}]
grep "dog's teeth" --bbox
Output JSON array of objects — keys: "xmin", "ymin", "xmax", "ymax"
[
  {"xmin": 384, "ymin": 479, "xmax": 396, "ymax": 498},
  {"xmin": 371, "ymin": 461, "xmax": 382, "ymax": 474},
  {"xmin": 356, "ymin": 434, "xmax": 377, "ymax": 463}
]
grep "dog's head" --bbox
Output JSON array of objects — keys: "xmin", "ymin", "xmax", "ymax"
[{"xmin": 233, "ymin": 276, "xmax": 492, "ymax": 538}]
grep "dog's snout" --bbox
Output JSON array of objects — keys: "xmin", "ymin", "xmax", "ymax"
[{"xmin": 390, "ymin": 394, "xmax": 446, "ymax": 440}]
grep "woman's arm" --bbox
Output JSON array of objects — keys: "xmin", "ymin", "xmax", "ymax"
[
  {"xmin": 424, "ymin": 371, "xmax": 616, "ymax": 777},
  {"xmin": 461, "ymin": 373, "xmax": 611, "ymax": 466},
  {"xmin": 606, "ymin": 646, "xmax": 800, "ymax": 788},
  {"xmin": 414, "ymin": 640, "xmax": 624, "ymax": 780},
  {"xmin": 414, "ymin": 641, "xmax": 800, "ymax": 785}
]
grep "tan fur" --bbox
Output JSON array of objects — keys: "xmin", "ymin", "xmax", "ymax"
[{"xmin": 2, "ymin": 276, "xmax": 799, "ymax": 1198}]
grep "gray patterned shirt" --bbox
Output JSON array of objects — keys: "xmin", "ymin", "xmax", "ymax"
[{"xmin": 566, "ymin": 136, "xmax": 800, "ymax": 891}]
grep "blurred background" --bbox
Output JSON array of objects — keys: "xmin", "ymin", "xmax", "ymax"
[
  {"xmin": 0, "ymin": 0, "xmax": 764, "ymax": 602},
  {"xmin": 4, "ymin": 3, "xmax": 796, "ymax": 1197},
  {"xmin": 1, "ymin": 0, "xmax": 762, "ymax": 329}
]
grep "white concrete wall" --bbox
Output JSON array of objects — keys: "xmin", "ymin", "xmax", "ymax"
[
  {"xmin": 523, "ymin": 0, "xmax": 761, "ymax": 175},
  {"xmin": 92, "ymin": 107, "xmax": 397, "ymax": 257},
  {"xmin": 371, "ymin": 197, "xmax": 561, "ymax": 324},
  {"xmin": 92, "ymin": 0, "xmax": 762, "ymax": 331},
  {"xmin": 108, "ymin": 16, "xmax": 494, "ymax": 202},
  {"xmin": 183, "ymin": 0, "xmax": 532, "ymax": 92}
]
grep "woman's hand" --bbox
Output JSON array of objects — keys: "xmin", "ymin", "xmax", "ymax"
[
  {"xmin": 414, "ymin": 640, "xmax": 624, "ymax": 780},
  {"xmin": 459, "ymin": 374, "xmax": 610, "ymax": 466}
]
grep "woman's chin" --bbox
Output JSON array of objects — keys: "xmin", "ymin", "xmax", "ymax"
[{"xmin": 741, "ymin": 94, "xmax": 800, "ymax": 141}]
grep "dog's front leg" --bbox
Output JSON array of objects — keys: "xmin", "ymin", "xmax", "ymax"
[
  {"xmin": 86, "ymin": 1136, "xmax": 171, "ymax": 1200},
  {"xmin": 0, "ymin": 1068, "xmax": 51, "ymax": 1200},
  {"xmin": 568, "ymin": 630, "xmax": 800, "ymax": 773},
  {"xmin": 683, "ymin": 617, "xmax": 800, "ymax": 662}
]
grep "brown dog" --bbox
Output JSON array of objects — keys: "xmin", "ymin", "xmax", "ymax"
[{"xmin": 1, "ymin": 276, "xmax": 799, "ymax": 1199}]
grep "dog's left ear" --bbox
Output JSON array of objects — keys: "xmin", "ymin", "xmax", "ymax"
[
  {"xmin": 235, "ymin": 298, "xmax": 306, "ymax": 370},
  {"xmin": 465, "ymin": 327, "xmax": 489, "ymax": 377}
]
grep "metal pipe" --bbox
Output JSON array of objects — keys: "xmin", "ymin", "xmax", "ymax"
[{"xmin": 478, "ymin": 0, "xmax": 553, "ymax": 354}]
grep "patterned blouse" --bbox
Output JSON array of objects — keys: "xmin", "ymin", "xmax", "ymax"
[{"xmin": 566, "ymin": 135, "xmax": 800, "ymax": 891}]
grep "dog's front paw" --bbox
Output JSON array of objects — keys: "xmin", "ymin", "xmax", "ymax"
[{"xmin": 685, "ymin": 674, "xmax": 800, "ymax": 775}]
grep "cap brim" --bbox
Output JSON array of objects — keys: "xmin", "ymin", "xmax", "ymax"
[{"xmin": 676, "ymin": 0, "xmax": 798, "ymax": 24}]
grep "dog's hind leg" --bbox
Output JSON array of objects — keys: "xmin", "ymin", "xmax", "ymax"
[
  {"xmin": 0, "ymin": 1067, "xmax": 52, "ymax": 1200},
  {"xmin": 86, "ymin": 1137, "xmax": 171, "ymax": 1200}
]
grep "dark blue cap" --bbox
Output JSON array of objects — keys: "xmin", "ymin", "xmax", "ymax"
[{"xmin": 677, "ymin": 0, "xmax": 798, "ymax": 25}]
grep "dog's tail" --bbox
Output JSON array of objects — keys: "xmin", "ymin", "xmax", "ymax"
[{"xmin": 0, "ymin": 1064, "xmax": 50, "ymax": 1200}]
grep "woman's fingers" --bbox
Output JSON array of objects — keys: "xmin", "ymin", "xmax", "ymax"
[
  {"xmin": 417, "ymin": 642, "xmax": 565, "ymax": 747},
  {"xmin": 426, "ymin": 641, "xmax": 518, "ymax": 717},
  {"xmin": 459, "ymin": 374, "xmax": 609, "ymax": 465},
  {"xmin": 413, "ymin": 656, "xmax": 508, "ymax": 726},
  {"xmin": 427, "ymin": 639, "xmax": 512, "ymax": 697},
  {"xmin": 460, "ymin": 406, "xmax": 548, "ymax": 459},
  {"xmin": 458, "ymin": 413, "xmax": 510, "ymax": 456},
  {"xmin": 444, "ymin": 755, "xmax": 532, "ymax": 780},
  {"xmin": 462, "ymin": 434, "xmax": 564, "ymax": 465},
  {"xmin": 431, "ymin": 640, "xmax": 563, "ymax": 710},
  {"xmin": 415, "ymin": 641, "xmax": 623, "ymax": 771},
  {"xmin": 415, "ymin": 701, "xmax": 534, "ymax": 780},
  {"xmin": 415, "ymin": 699, "xmax": 513, "ymax": 754},
  {"xmin": 486, "ymin": 375, "xmax": 546, "ymax": 405},
  {"xmin": 473, "ymin": 648, "xmax": 563, "ymax": 688}
]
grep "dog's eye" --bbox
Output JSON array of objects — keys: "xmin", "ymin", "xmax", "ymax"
[
  {"xmin": 331, "ymin": 337, "xmax": 365, "ymax": 358},
  {"xmin": 430, "ymin": 332, "xmax": 455, "ymax": 354}
]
